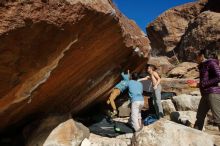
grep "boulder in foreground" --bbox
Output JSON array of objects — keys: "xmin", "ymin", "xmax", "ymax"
[
  {"xmin": 172, "ymin": 94, "xmax": 201, "ymax": 111},
  {"xmin": 24, "ymin": 115, "xmax": 89, "ymax": 146},
  {"xmin": 135, "ymin": 119, "xmax": 214, "ymax": 146}
]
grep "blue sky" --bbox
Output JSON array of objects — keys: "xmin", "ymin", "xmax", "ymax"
[{"xmin": 113, "ymin": 0, "xmax": 195, "ymax": 32}]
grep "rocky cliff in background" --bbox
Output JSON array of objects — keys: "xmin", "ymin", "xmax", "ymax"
[
  {"xmin": 147, "ymin": 0, "xmax": 220, "ymax": 59},
  {"xmin": 146, "ymin": 0, "xmax": 220, "ymax": 93},
  {"xmin": 178, "ymin": 11, "xmax": 220, "ymax": 61},
  {"xmin": 0, "ymin": 0, "xmax": 150, "ymax": 131},
  {"xmin": 147, "ymin": 0, "xmax": 206, "ymax": 55}
]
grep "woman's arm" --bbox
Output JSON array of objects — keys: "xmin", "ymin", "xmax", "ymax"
[
  {"xmin": 138, "ymin": 76, "xmax": 150, "ymax": 81},
  {"xmin": 121, "ymin": 70, "xmax": 130, "ymax": 80}
]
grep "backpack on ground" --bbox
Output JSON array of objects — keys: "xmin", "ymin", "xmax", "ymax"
[{"xmin": 143, "ymin": 114, "xmax": 158, "ymax": 126}]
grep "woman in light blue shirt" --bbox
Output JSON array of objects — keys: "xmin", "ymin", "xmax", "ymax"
[{"xmin": 128, "ymin": 72, "xmax": 144, "ymax": 131}]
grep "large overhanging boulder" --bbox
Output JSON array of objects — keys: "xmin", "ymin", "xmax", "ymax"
[{"xmin": 0, "ymin": 0, "xmax": 150, "ymax": 131}]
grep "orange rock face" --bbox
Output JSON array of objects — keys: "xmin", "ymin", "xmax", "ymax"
[{"xmin": 0, "ymin": 0, "xmax": 150, "ymax": 130}]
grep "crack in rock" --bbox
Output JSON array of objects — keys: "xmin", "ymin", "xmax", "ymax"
[{"xmin": 13, "ymin": 38, "xmax": 78, "ymax": 104}]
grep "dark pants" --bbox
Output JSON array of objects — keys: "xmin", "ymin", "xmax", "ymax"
[{"xmin": 194, "ymin": 93, "xmax": 220, "ymax": 131}]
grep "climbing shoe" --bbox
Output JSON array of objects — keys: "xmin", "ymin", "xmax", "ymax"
[
  {"xmin": 111, "ymin": 110, "xmax": 118, "ymax": 117},
  {"xmin": 106, "ymin": 109, "xmax": 117, "ymax": 118}
]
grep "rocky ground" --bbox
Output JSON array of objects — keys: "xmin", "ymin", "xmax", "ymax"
[
  {"xmin": 19, "ymin": 60, "xmax": 220, "ymax": 146},
  {"xmin": 19, "ymin": 97, "xmax": 220, "ymax": 146}
]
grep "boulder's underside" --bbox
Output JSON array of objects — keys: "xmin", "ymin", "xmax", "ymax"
[{"xmin": 0, "ymin": 0, "xmax": 150, "ymax": 131}]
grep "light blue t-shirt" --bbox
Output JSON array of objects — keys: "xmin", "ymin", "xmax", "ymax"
[
  {"xmin": 128, "ymin": 80, "xmax": 144, "ymax": 102},
  {"xmin": 115, "ymin": 72, "xmax": 130, "ymax": 92}
]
